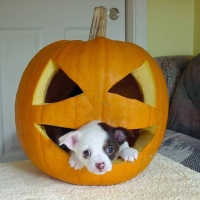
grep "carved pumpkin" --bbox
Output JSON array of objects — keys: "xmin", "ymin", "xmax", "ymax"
[{"xmin": 15, "ymin": 37, "xmax": 168, "ymax": 185}]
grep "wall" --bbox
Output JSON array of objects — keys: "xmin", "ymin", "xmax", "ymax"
[
  {"xmin": 147, "ymin": 0, "xmax": 195, "ymax": 57},
  {"xmin": 193, "ymin": 0, "xmax": 200, "ymax": 55}
]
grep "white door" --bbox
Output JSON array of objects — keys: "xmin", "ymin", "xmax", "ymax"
[{"xmin": 0, "ymin": 0, "xmax": 125, "ymax": 162}]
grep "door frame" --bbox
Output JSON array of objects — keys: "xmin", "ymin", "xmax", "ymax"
[{"xmin": 126, "ymin": 0, "xmax": 147, "ymax": 50}]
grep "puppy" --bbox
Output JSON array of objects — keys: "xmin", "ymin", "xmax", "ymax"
[{"xmin": 58, "ymin": 120, "xmax": 138, "ymax": 175}]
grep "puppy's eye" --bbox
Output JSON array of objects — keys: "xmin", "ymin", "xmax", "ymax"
[
  {"xmin": 106, "ymin": 146, "xmax": 115, "ymax": 155},
  {"xmin": 83, "ymin": 150, "xmax": 91, "ymax": 158}
]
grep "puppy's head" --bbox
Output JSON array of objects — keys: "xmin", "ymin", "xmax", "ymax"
[{"xmin": 58, "ymin": 120, "xmax": 129, "ymax": 175}]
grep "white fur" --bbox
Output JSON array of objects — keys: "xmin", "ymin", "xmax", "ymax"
[
  {"xmin": 119, "ymin": 142, "xmax": 138, "ymax": 162},
  {"xmin": 59, "ymin": 120, "xmax": 138, "ymax": 175}
]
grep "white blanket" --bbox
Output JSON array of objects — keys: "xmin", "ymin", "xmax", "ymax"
[{"xmin": 0, "ymin": 154, "xmax": 199, "ymax": 200}]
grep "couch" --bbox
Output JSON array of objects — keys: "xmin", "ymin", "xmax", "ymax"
[{"xmin": 154, "ymin": 54, "xmax": 200, "ymax": 173}]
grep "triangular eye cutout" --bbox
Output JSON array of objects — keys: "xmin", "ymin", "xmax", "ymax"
[
  {"xmin": 108, "ymin": 74, "xmax": 143, "ymax": 101},
  {"xmin": 45, "ymin": 68, "xmax": 83, "ymax": 103}
]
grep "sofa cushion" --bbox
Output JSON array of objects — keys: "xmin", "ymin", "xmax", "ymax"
[
  {"xmin": 167, "ymin": 54, "xmax": 200, "ymax": 139},
  {"xmin": 154, "ymin": 56, "xmax": 190, "ymax": 105},
  {"xmin": 159, "ymin": 129, "xmax": 200, "ymax": 172}
]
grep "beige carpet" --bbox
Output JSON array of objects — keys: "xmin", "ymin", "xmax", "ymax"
[{"xmin": 0, "ymin": 154, "xmax": 199, "ymax": 200}]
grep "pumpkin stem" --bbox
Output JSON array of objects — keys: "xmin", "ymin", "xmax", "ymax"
[{"xmin": 88, "ymin": 6, "xmax": 107, "ymax": 40}]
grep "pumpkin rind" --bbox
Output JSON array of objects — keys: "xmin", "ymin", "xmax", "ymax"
[{"xmin": 15, "ymin": 37, "xmax": 168, "ymax": 185}]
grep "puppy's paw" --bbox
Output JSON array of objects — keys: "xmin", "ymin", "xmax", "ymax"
[
  {"xmin": 119, "ymin": 148, "xmax": 138, "ymax": 162},
  {"xmin": 69, "ymin": 152, "xmax": 84, "ymax": 170}
]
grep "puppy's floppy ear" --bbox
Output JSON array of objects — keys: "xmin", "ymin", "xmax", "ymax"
[
  {"xmin": 58, "ymin": 131, "xmax": 80, "ymax": 150},
  {"xmin": 114, "ymin": 128, "xmax": 130, "ymax": 145}
]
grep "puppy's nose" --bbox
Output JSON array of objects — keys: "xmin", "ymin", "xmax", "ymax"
[{"xmin": 95, "ymin": 162, "xmax": 105, "ymax": 170}]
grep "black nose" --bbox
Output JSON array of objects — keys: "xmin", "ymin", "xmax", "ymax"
[{"xmin": 95, "ymin": 162, "xmax": 105, "ymax": 170}]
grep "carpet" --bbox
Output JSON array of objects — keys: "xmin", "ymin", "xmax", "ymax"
[{"xmin": 0, "ymin": 154, "xmax": 199, "ymax": 200}]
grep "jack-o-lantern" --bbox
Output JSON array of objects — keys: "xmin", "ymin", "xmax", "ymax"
[{"xmin": 15, "ymin": 37, "xmax": 168, "ymax": 185}]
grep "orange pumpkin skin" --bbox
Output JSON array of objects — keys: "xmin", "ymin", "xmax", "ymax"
[{"xmin": 15, "ymin": 37, "xmax": 168, "ymax": 185}]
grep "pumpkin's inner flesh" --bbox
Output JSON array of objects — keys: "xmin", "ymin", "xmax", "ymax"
[
  {"xmin": 33, "ymin": 59, "xmax": 60, "ymax": 105},
  {"xmin": 131, "ymin": 61, "xmax": 157, "ymax": 135},
  {"xmin": 131, "ymin": 61, "xmax": 156, "ymax": 108},
  {"xmin": 32, "ymin": 59, "xmax": 157, "ymax": 157}
]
